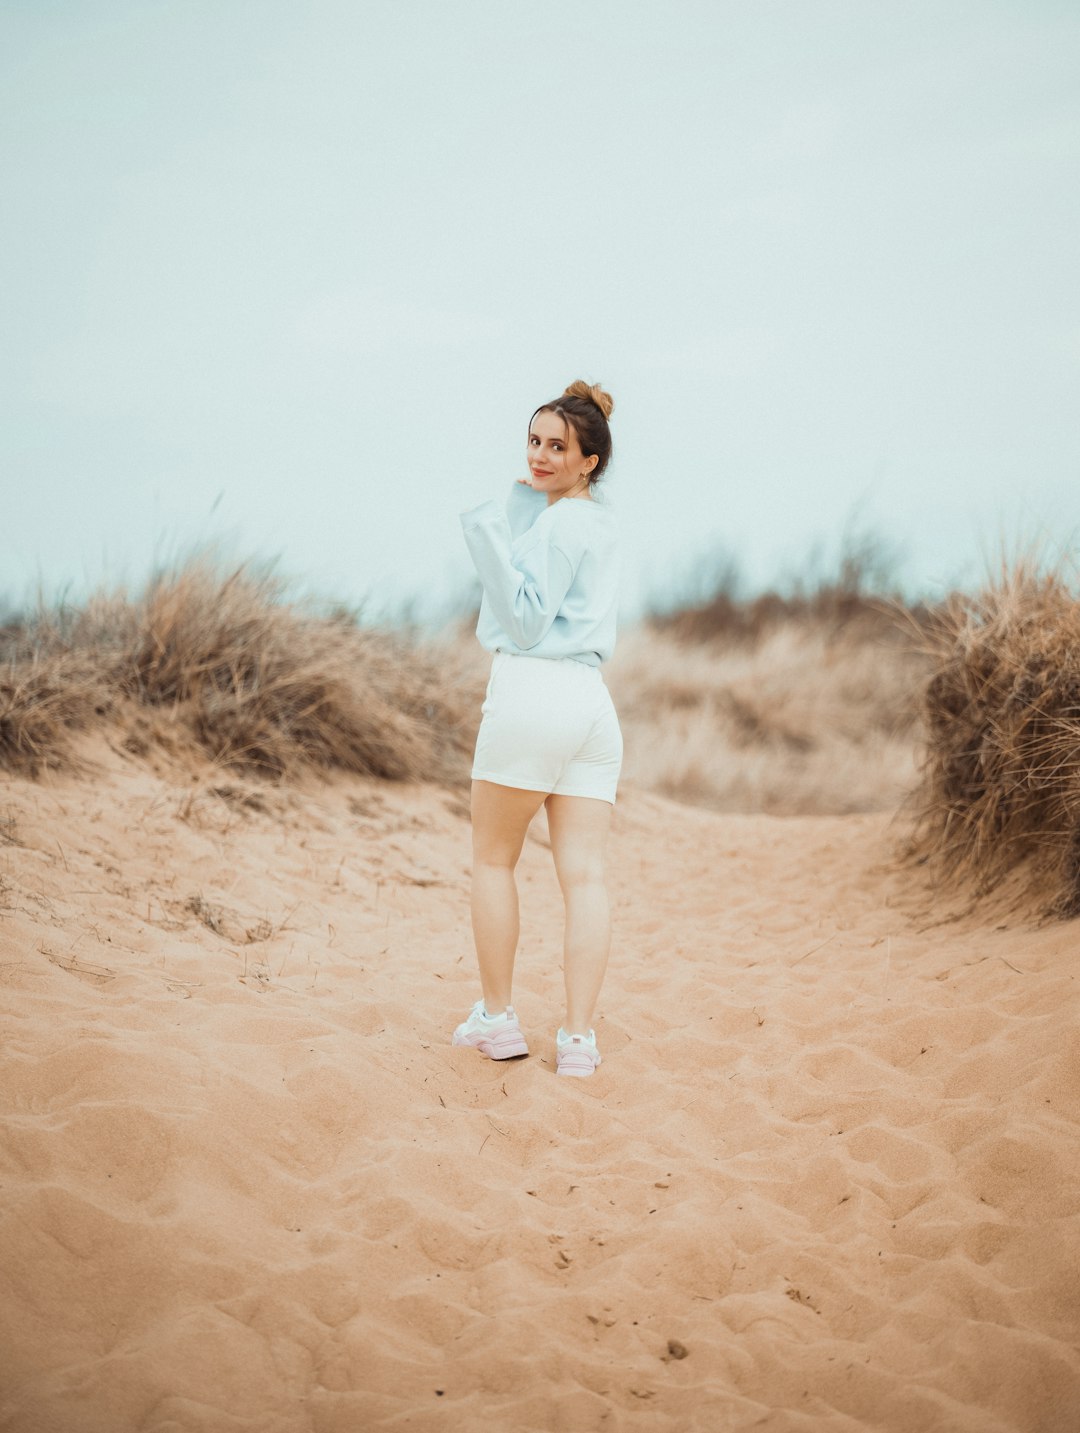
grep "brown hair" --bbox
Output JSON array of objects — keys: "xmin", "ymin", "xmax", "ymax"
[{"xmin": 530, "ymin": 379, "xmax": 615, "ymax": 486}]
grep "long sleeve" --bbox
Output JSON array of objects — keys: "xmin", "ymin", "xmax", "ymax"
[
  {"xmin": 460, "ymin": 499, "xmax": 577, "ymax": 651},
  {"xmin": 505, "ymin": 479, "xmax": 548, "ymax": 539}
]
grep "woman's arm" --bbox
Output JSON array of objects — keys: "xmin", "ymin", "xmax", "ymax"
[{"xmin": 460, "ymin": 500, "xmax": 577, "ymax": 650}]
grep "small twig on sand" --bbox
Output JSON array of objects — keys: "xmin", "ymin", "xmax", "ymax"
[
  {"xmin": 883, "ymin": 935, "xmax": 892, "ymax": 1002},
  {"xmin": 790, "ymin": 935, "xmax": 835, "ymax": 966},
  {"xmin": 998, "ymin": 954, "xmax": 1030, "ymax": 975}
]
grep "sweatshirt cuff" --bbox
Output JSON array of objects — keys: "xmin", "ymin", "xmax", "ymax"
[
  {"xmin": 459, "ymin": 499, "xmax": 503, "ymax": 529},
  {"xmin": 509, "ymin": 480, "xmax": 546, "ymax": 502}
]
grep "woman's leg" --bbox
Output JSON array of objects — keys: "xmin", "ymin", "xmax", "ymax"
[
  {"xmin": 544, "ymin": 793, "xmax": 614, "ymax": 1033},
  {"xmin": 469, "ymin": 779, "xmax": 549, "ymax": 1015}
]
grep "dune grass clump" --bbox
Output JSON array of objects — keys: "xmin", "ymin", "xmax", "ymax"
[
  {"xmin": 0, "ymin": 562, "xmax": 478, "ymax": 785},
  {"xmin": 909, "ymin": 563, "xmax": 1080, "ymax": 918},
  {"xmin": 0, "ymin": 652, "xmax": 112, "ymax": 776}
]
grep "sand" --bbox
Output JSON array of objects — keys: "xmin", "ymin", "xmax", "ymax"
[{"xmin": 1, "ymin": 737, "xmax": 1078, "ymax": 1432}]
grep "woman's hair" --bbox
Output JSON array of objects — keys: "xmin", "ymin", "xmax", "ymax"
[{"xmin": 531, "ymin": 379, "xmax": 615, "ymax": 485}]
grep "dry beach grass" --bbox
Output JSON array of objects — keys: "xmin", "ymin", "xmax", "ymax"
[
  {"xmin": 606, "ymin": 618, "xmax": 927, "ymax": 817},
  {"xmin": 905, "ymin": 562, "xmax": 1080, "ymax": 918},
  {"xmin": 0, "ymin": 562, "xmax": 476, "ymax": 786}
]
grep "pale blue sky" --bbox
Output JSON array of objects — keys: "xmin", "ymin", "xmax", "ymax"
[{"xmin": 3, "ymin": 1, "xmax": 1079, "ymax": 625}]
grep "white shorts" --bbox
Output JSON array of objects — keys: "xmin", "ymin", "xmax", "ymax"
[{"xmin": 471, "ymin": 651, "xmax": 624, "ymax": 804}]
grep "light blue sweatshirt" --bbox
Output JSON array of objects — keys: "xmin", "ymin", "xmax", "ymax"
[{"xmin": 460, "ymin": 481, "xmax": 620, "ymax": 667}]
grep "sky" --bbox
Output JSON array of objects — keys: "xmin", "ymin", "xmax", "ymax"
[{"xmin": 3, "ymin": 0, "xmax": 1079, "ymax": 628}]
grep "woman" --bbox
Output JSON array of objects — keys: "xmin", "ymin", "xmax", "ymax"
[{"xmin": 452, "ymin": 380, "xmax": 623, "ymax": 1078}]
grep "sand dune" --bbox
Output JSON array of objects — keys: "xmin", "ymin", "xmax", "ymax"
[{"xmin": 1, "ymin": 738, "xmax": 1078, "ymax": 1431}]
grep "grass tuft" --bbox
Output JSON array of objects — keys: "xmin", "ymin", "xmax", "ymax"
[
  {"xmin": 0, "ymin": 655, "xmax": 112, "ymax": 776},
  {"xmin": 906, "ymin": 560, "xmax": 1080, "ymax": 917},
  {"xmin": 1, "ymin": 561, "xmax": 478, "ymax": 785}
]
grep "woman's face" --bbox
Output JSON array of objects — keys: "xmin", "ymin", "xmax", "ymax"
[{"xmin": 527, "ymin": 409, "xmax": 596, "ymax": 502}]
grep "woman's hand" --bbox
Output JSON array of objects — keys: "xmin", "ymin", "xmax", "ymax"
[{"xmin": 516, "ymin": 476, "xmax": 534, "ymax": 487}]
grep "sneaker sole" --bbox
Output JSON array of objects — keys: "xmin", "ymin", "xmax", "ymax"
[
  {"xmin": 556, "ymin": 1050, "xmax": 601, "ymax": 1077},
  {"xmin": 452, "ymin": 1029, "xmax": 529, "ymax": 1059}
]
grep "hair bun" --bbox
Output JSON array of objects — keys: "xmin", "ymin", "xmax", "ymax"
[{"xmin": 562, "ymin": 379, "xmax": 614, "ymax": 421}]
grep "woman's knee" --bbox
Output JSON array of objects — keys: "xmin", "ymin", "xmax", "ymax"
[
  {"xmin": 554, "ymin": 858, "xmax": 607, "ymax": 894},
  {"xmin": 472, "ymin": 847, "xmax": 521, "ymax": 873}
]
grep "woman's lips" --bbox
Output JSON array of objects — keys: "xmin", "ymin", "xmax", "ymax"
[{"xmin": 531, "ymin": 470, "xmax": 552, "ymax": 477}]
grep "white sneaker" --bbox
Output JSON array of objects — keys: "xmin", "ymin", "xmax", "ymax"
[
  {"xmin": 556, "ymin": 1027, "xmax": 601, "ymax": 1077},
  {"xmin": 452, "ymin": 1000, "xmax": 529, "ymax": 1059}
]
